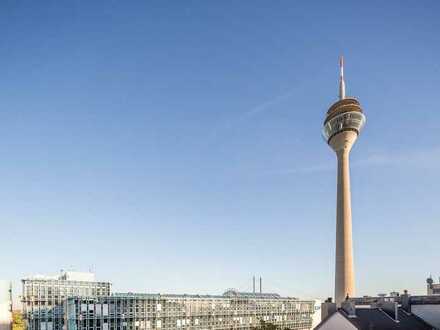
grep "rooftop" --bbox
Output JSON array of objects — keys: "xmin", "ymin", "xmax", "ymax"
[
  {"xmin": 22, "ymin": 271, "xmax": 106, "ymax": 283},
  {"xmin": 316, "ymin": 306, "xmax": 433, "ymax": 330},
  {"xmin": 223, "ymin": 289, "xmax": 282, "ymax": 299},
  {"xmin": 94, "ymin": 290, "xmax": 298, "ymax": 300},
  {"xmin": 341, "ymin": 307, "xmax": 432, "ymax": 330}
]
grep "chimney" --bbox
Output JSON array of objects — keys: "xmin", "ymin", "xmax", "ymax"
[
  {"xmin": 259, "ymin": 277, "xmax": 262, "ymax": 294},
  {"xmin": 321, "ymin": 299, "xmax": 337, "ymax": 320},
  {"xmin": 381, "ymin": 301, "xmax": 400, "ymax": 322},
  {"xmin": 401, "ymin": 290, "xmax": 410, "ymax": 312},
  {"xmin": 341, "ymin": 299, "xmax": 356, "ymax": 318},
  {"xmin": 253, "ymin": 276, "xmax": 255, "ymax": 294}
]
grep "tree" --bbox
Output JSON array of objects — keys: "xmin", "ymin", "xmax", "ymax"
[
  {"xmin": 251, "ymin": 320, "xmax": 278, "ymax": 330},
  {"xmin": 12, "ymin": 311, "xmax": 25, "ymax": 330}
]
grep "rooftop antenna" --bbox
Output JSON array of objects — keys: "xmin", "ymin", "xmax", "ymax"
[
  {"xmin": 253, "ymin": 276, "xmax": 256, "ymax": 294},
  {"xmin": 339, "ymin": 55, "xmax": 346, "ymax": 100},
  {"xmin": 259, "ymin": 276, "xmax": 262, "ymax": 294}
]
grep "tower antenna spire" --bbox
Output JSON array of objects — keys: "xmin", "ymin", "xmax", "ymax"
[{"xmin": 339, "ymin": 56, "xmax": 346, "ymax": 100}]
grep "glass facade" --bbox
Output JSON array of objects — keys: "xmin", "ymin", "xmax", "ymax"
[
  {"xmin": 23, "ymin": 276, "xmax": 315, "ymax": 330},
  {"xmin": 22, "ymin": 275, "xmax": 111, "ymax": 330},
  {"xmin": 64, "ymin": 292, "xmax": 315, "ymax": 330},
  {"xmin": 322, "ymin": 111, "xmax": 366, "ymax": 143}
]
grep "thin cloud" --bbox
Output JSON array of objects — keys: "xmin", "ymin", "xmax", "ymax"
[
  {"xmin": 261, "ymin": 163, "xmax": 334, "ymax": 176},
  {"xmin": 210, "ymin": 86, "xmax": 300, "ymax": 140},
  {"xmin": 353, "ymin": 147, "xmax": 440, "ymax": 169},
  {"xmin": 242, "ymin": 87, "xmax": 297, "ymax": 119},
  {"xmin": 265, "ymin": 147, "xmax": 440, "ymax": 177}
]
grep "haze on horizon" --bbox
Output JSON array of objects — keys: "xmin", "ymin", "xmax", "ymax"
[{"xmin": 1, "ymin": 1, "xmax": 439, "ymax": 303}]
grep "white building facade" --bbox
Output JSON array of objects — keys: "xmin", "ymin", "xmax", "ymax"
[{"xmin": 0, "ymin": 281, "xmax": 12, "ymax": 330}]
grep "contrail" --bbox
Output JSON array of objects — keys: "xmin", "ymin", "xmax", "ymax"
[
  {"xmin": 209, "ymin": 86, "xmax": 300, "ymax": 140},
  {"xmin": 242, "ymin": 87, "xmax": 297, "ymax": 118}
]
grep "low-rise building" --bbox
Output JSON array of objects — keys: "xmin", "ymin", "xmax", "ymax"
[
  {"xmin": 427, "ymin": 276, "xmax": 440, "ymax": 295},
  {"xmin": 315, "ymin": 299, "xmax": 433, "ymax": 330},
  {"xmin": 64, "ymin": 290, "xmax": 315, "ymax": 330},
  {"xmin": 315, "ymin": 292, "xmax": 440, "ymax": 330}
]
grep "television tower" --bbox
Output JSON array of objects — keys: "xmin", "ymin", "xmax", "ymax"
[{"xmin": 322, "ymin": 57, "xmax": 366, "ymax": 305}]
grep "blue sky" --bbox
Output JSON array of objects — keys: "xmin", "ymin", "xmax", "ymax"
[{"xmin": 1, "ymin": 1, "xmax": 439, "ymax": 303}]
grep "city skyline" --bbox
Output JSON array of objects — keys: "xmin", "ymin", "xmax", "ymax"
[{"xmin": 1, "ymin": 1, "xmax": 440, "ymax": 303}]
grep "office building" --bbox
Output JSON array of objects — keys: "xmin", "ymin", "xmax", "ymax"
[
  {"xmin": 426, "ymin": 276, "xmax": 440, "ymax": 295},
  {"xmin": 64, "ymin": 290, "xmax": 315, "ymax": 330},
  {"xmin": 0, "ymin": 281, "xmax": 12, "ymax": 330},
  {"xmin": 22, "ymin": 272, "xmax": 111, "ymax": 330},
  {"xmin": 322, "ymin": 57, "xmax": 366, "ymax": 305}
]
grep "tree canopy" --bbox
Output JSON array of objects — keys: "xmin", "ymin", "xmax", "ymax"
[{"xmin": 12, "ymin": 311, "xmax": 25, "ymax": 330}]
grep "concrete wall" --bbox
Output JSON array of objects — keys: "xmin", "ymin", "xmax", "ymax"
[
  {"xmin": 60, "ymin": 272, "xmax": 95, "ymax": 282},
  {"xmin": 411, "ymin": 304, "xmax": 440, "ymax": 329},
  {"xmin": 315, "ymin": 312, "xmax": 357, "ymax": 330},
  {"xmin": 0, "ymin": 281, "xmax": 12, "ymax": 330},
  {"xmin": 311, "ymin": 300, "xmax": 322, "ymax": 329}
]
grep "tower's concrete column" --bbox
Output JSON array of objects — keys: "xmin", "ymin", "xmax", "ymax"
[{"xmin": 330, "ymin": 131, "xmax": 357, "ymax": 305}]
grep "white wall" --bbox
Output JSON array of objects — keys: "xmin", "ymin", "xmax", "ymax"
[
  {"xmin": 315, "ymin": 312, "xmax": 357, "ymax": 330},
  {"xmin": 62, "ymin": 272, "xmax": 95, "ymax": 282},
  {"xmin": 312, "ymin": 300, "xmax": 322, "ymax": 329},
  {"xmin": 0, "ymin": 281, "xmax": 12, "ymax": 330},
  {"xmin": 411, "ymin": 304, "xmax": 440, "ymax": 329}
]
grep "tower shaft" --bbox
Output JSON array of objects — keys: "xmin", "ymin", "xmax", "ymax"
[{"xmin": 330, "ymin": 131, "xmax": 357, "ymax": 305}]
